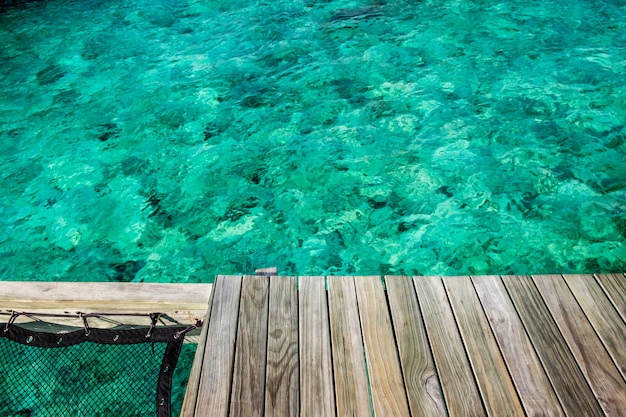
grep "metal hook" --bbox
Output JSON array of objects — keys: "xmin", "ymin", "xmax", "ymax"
[
  {"xmin": 145, "ymin": 313, "xmax": 160, "ymax": 339},
  {"xmin": 3, "ymin": 311, "xmax": 20, "ymax": 333},
  {"xmin": 80, "ymin": 313, "xmax": 91, "ymax": 336},
  {"xmin": 174, "ymin": 319, "xmax": 203, "ymax": 340}
]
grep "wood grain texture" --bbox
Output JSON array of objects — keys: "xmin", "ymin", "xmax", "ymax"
[
  {"xmin": 195, "ymin": 275, "xmax": 243, "ymax": 417},
  {"xmin": 265, "ymin": 276, "xmax": 299, "ymax": 417},
  {"xmin": 594, "ymin": 273, "xmax": 626, "ymax": 322},
  {"xmin": 256, "ymin": 267, "xmax": 278, "ymax": 276},
  {"xmin": 471, "ymin": 275, "xmax": 564, "ymax": 417},
  {"xmin": 501, "ymin": 275, "xmax": 604, "ymax": 417},
  {"xmin": 562, "ymin": 274, "xmax": 626, "ymax": 381},
  {"xmin": 230, "ymin": 275, "xmax": 270, "ymax": 417},
  {"xmin": 353, "ymin": 276, "xmax": 410, "ymax": 417},
  {"xmin": 385, "ymin": 275, "xmax": 446, "ymax": 417},
  {"xmin": 299, "ymin": 276, "xmax": 336, "ymax": 417},
  {"xmin": 532, "ymin": 274, "xmax": 626, "ymax": 417},
  {"xmin": 443, "ymin": 276, "xmax": 525, "ymax": 417},
  {"xmin": 0, "ymin": 281, "xmax": 212, "ymax": 322},
  {"xmin": 327, "ymin": 276, "xmax": 371, "ymax": 417},
  {"xmin": 179, "ymin": 282, "xmax": 215, "ymax": 417},
  {"xmin": 414, "ymin": 276, "xmax": 486, "ymax": 417}
]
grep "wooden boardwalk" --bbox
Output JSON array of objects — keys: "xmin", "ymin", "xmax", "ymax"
[{"xmin": 180, "ymin": 274, "xmax": 626, "ymax": 417}]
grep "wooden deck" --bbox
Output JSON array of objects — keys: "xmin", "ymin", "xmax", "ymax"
[{"xmin": 180, "ymin": 274, "xmax": 626, "ymax": 417}]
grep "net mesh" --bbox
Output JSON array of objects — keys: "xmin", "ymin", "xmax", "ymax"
[{"xmin": 0, "ymin": 315, "xmax": 191, "ymax": 417}]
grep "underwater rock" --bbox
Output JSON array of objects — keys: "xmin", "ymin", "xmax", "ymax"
[
  {"xmin": 367, "ymin": 197, "xmax": 387, "ymax": 209},
  {"xmin": 329, "ymin": 6, "xmax": 382, "ymax": 22},
  {"xmin": 220, "ymin": 197, "xmax": 260, "ymax": 222},
  {"xmin": 331, "ymin": 78, "xmax": 369, "ymax": 100},
  {"xmin": 555, "ymin": 60, "xmax": 607, "ymax": 86},
  {"xmin": 120, "ymin": 156, "xmax": 148, "ymax": 176},
  {"xmin": 436, "ymin": 186, "xmax": 454, "ymax": 198},
  {"xmin": 53, "ymin": 89, "xmax": 80, "ymax": 105},
  {"xmin": 110, "ymin": 260, "xmax": 146, "ymax": 282},
  {"xmin": 36, "ymin": 64, "xmax": 66, "ymax": 85},
  {"xmin": 240, "ymin": 94, "xmax": 266, "ymax": 108},
  {"xmin": 606, "ymin": 129, "xmax": 625, "ymax": 149},
  {"xmin": 81, "ymin": 35, "xmax": 113, "ymax": 60},
  {"xmin": 97, "ymin": 123, "xmax": 121, "ymax": 142},
  {"xmin": 143, "ymin": 192, "xmax": 174, "ymax": 228},
  {"xmin": 612, "ymin": 215, "xmax": 626, "ymax": 238},
  {"xmin": 324, "ymin": 229, "xmax": 346, "ymax": 249},
  {"xmin": 599, "ymin": 176, "xmax": 626, "ymax": 194},
  {"xmin": 203, "ymin": 122, "xmax": 222, "ymax": 142}
]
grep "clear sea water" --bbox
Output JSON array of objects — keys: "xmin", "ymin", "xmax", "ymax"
[{"xmin": 1, "ymin": 0, "xmax": 625, "ymax": 282}]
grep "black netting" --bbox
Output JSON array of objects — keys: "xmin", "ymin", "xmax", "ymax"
[{"xmin": 0, "ymin": 317, "xmax": 192, "ymax": 417}]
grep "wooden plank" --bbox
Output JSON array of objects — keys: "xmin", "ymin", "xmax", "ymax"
[
  {"xmin": 256, "ymin": 267, "xmax": 278, "ymax": 276},
  {"xmin": 354, "ymin": 275, "xmax": 410, "ymax": 417},
  {"xmin": 194, "ymin": 275, "xmax": 243, "ymax": 417},
  {"xmin": 594, "ymin": 273, "xmax": 626, "ymax": 328},
  {"xmin": 562, "ymin": 274, "xmax": 626, "ymax": 381},
  {"xmin": 472, "ymin": 275, "xmax": 565, "ymax": 417},
  {"xmin": 265, "ymin": 276, "xmax": 299, "ymax": 417},
  {"xmin": 180, "ymin": 281, "xmax": 216, "ymax": 417},
  {"xmin": 501, "ymin": 275, "xmax": 604, "ymax": 417},
  {"xmin": 532, "ymin": 274, "xmax": 626, "ymax": 416},
  {"xmin": 385, "ymin": 275, "xmax": 446, "ymax": 417},
  {"xmin": 230, "ymin": 275, "xmax": 270, "ymax": 417},
  {"xmin": 0, "ymin": 281, "xmax": 212, "ymax": 323},
  {"xmin": 443, "ymin": 276, "xmax": 525, "ymax": 417},
  {"xmin": 0, "ymin": 281, "xmax": 213, "ymax": 317},
  {"xmin": 327, "ymin": 276, "xmax": 371, "ymax": 417},
  {"xmin": 413, "ymin": 276, "xmax": 485, "ymax": 417},
  {"xmin": 299, "ymin": 276, "xmax": 335, "ymax": 417}
]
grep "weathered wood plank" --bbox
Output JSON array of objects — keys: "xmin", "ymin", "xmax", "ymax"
[
  {"xmin": 532, "ymin": 274, "xmax": 626, "ymax": 416},
  {"xmin": 594, "ymin": 273, "xmax": 626, "ymax": 329},
  {"xmin": 194, "ymin": 275, "xmax": 243, "ymax": 417},
  {"xmin": 471, "ymin": 275, "xmax": 565, "ymax": 417},
  {"xmin": 444, "ymin": 276, "xmax": 525, "ymax": 417},
  {"xmin": 327, "ymin": 276, "xmax": 371, "ymax": 417},
  {"xmin": 265, "ymin": 276, "xmax": 299, "ymax": 417},
  {"xmin": 180, "ymin": 317, "xmax": 211, "ymax": 417},
  {"xmin": 180, "ymin": 281, "xmax": 216, "ymax": 417},
  {"xmin": 299, "ymin": 276, "xmax": 335, "ymax": 417},
  {"xmin": 386, "ymin": 275, "xmax": 446, "ymax": 417},
  {"xmin": 354, "ymin": 275, "xmax": 410, "ymax": 417},
  {"xmin": 562, "ymin": 274, "xmax": 626, "ymax": 381},
  {"xmin": 414, "ymin": 276, "xmax": 485, "ymax": 417},
  {"xmin": 0, "ymin": 281, "xmax": 213, "ymax": 322},
  {"xmin": 501, "ymin": 275, "xmax": 604, "ymax": 417},
  {"xmin": 230, "ymin": 275, "xmax": 270, "ymax": 417},
  {"xmin": 256, "ymin": 267, "xmax": 278, "ymax": 276}
]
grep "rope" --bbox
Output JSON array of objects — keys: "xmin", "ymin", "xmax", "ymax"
[
  {"xmin": 1, "ymin": 310, "xmax": 186, "ymax": 336},
  {"xmin": 174, "ymin": 319, "xmax": 203, "ymax": 340}
]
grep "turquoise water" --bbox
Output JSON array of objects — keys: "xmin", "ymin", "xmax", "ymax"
[
  {"xmin": 0, "ymin": 336, "xmax": 194, "ymax": 416},
  {"xmin": 1, "ymin": 0, "xmax": 625, "ymax": 282}
]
